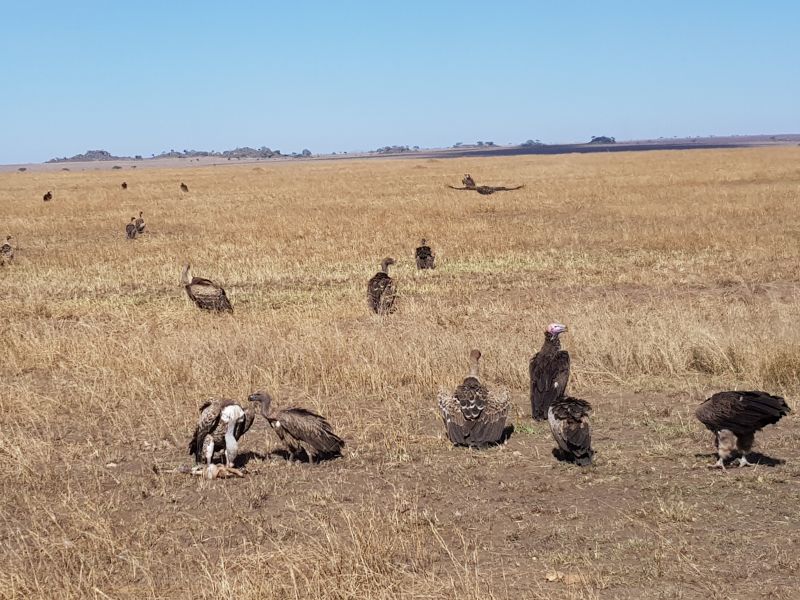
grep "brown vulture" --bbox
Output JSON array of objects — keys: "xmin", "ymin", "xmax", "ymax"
[
  {"xmin": 415, "ymin": 239, "xmax": 435, "ymax": 270},
  {"xmin": 548, "ymin": 396, "xmax": 593, "ymax": 466},
  {"xmin": 367, "ymin": 257, "xmax": 397, "ymax": 314},
  {"xmin": 438, "ymin": 349, "xmax": 511, "ymax": 447},
  {"xmin": 530, "ymin": 322, "xmax": 570, "ymax": 420},
  {"xmin": 125, "ymin": 217, "xmax": 138, "ymax": 239},
  {"xmin": 448, "ymin": 184, "xmax": 524, "ymax": 195},
  {"xmin": 121, "ymin": 181, "xmax": 128, "ymax": 190},
  {"xmin": 135, "ymin": 211, "xmax": 146, "ymax": 234},
  {"xmin": 188, "ymin": 399, "xmax": 255, "ymax": 473},
  {"xmin": 181, "ymin": 264, "xmax": 233, "ymax": 312},
  {"xmin": 462, "ymin": 173, "xmax": 476, "ymax": 188},
  {"xmin": 248, "ymin": 391, "xmax": 345, "ymax": 463},
  {"xmin": 1, "ymin": 236, "xmax": 14, "ymax": 265},
  {"xmin": 43, "ymin": 191, "xmax": 53, "ymax": 202},
  {"xmin": 695, "ymin": 391, "xmax": 791, "ymax": 468},
  {"xmin": 180, "ymin": 182, "xmax": 189, "ymax": 192}
]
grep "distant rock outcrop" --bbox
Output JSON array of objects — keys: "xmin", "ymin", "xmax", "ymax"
[
  {"xmin": 588, "ymin": 136, "xmax": 616, "ymax": 144},
  {"xmin": 47, "ymin": 149, "xmax": 132, "ymax": 163}
]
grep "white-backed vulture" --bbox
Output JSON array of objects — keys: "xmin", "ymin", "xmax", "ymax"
[
  {"xmin": 125, "ymin": 217, "xmax": 138, "ymax": 239},
  {"xmin": 43, "ymin": 191, "xmax": 53, "ymax": 202},
  {"xmin": 1, "ymin": 236, "xmax": 14, "ymax": 265},
  {"xmin": 135, "ymin": 211, "xmax": 146, "ymax": 234},
  {"xmin": 695, "ymin": 391, "xmax": 791, "ymax": 468},
  {"xmin": 188, "ymin": 399, "xmax": 255, "ymax": 470},
  {"xmin": 248, "ymin": 391, "xmax": 345, "ymax": 463},
  {"xmin": 438, "ymin": 349, "xmax": 511, "ymax": 447},
  {"xmin": 181, "ymin": 264, "xmax": 233, "ymax": 313},
  {"xmin": 448, "ymin": 183, "xmax": 524, "ymax": 195},
  {"xmin": 180, "ymin": 182, "xmax": 189, "ymax": 193},
  {"xmin": 530, "ymin": 322, "xmax": 570, "ymax": 420},
  {"xmin": 415, "ymin": 239, "xmax": 435, "ymax": 270},
  {"xmin": 367, "ymin": 257, "xmax": 397, "ymax": 314},
  {"xmin": 548, "ymin": 396, "xmax": 593, "ymax": 466}
]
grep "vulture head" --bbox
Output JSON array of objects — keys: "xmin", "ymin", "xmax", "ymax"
[
  {"xmin": 248, "ymin": 390, "xmax": 274, "ymax": 415},
  {"xmin": 468, "ymin": 349, "xmax": 482, "ymax": 379},
  {"xmin": 380, "ymin": 257, "xmax": 396, "ymax": 273},
  {"xmin": 546, "ymin": 322, "xmax": 568, "ymax": 340},
  {"xmin": 139, "ymin": 211, "xmax": 144, "ymax": 218}
]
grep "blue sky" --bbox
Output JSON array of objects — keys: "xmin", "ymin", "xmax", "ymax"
[{"xmin": 1, "ymin": 1, "xmax": 798, "ymax": 163}]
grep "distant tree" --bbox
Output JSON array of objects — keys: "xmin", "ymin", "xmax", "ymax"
[
  {"xmin": 17, "ymin": 167, "xmax": 26, "ymax": 172},
  {"xmin": 486, "ymin": 141, "xmax": 495, "ymax": 146},
  {"xmin": 453, "ymin": 142, "xmax": 463, "ymax": 147},
  {"xmin": 301, "ymin": 149, "xmax": 312, "ymax": 157},
  {"xmin": 412, "ymin": 145, "xmax": 420, "ymax": 150},
  {"xmin": 476, "ymin": 141, "xmax": 484, "ymax": 146},
  {"xmin": 134, "ymin": 155, "xmax": 142, "ymax": 160},
  {"xmin": 521, "ymin": 139, "xmax": 543, "ymax": 147},
  {"xmin": 589, "ymin": 136, "xmax": 615, "ymax": 144}
]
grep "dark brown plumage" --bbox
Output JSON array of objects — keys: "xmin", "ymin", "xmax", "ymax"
[
  {"xmin": 548, "ymin": 396, "xmax": 593, "ymax": 466},
  {"xmin": 462, "ymin": 173, "xmax": 476, "ymax": 188},
  {"xmin": 188, "ymin": 399, "xmax": 254, "ymax": 467},
  {"xmin": 135, "ymin": 211, "xmax": 146, "ymax": 234},
  {"xmin": 530, "ymin": 323, "xmax": 570, "ymax": 420},
  {"xmin": 125, "ymin": 217, "xmax": 138, "ymax": 239},
  {"xmin": 367, "ymin": 257, "xmax": 397, "ymax": 314},
  {"xmin": 448, "ymin": 184, "xmax": 525, "ymax": 195},
  {"xmin": 121, "ymin": 181, "xmax": 128, "ymax": 190},
  {"xmin": 0, "ymin": 236, "xmax": 14, "ymax": 266},
  {"xmin": 438, "ymin": 349, "xmax": 511, "ymax": 447},
  {"xmin": 415, "ymin": 239, "xmax": 435, "ymax": 270},
  {"xmin": 695, "ymin": 391, "xmax": 791, "ymax": 468},
  {"xmin": 248, "ymin": 391, "xmax": 345, "ymax": 463},
  {"xmin": 42, "ymin": 191, "xmax": 52, "ymax": 202},
  {"xmin": 181, "ymin": 264, "xmax": 233, "ymax": 312},
  {"xmin": 180, "ymin": 182, "xmax": 189, "ymax": 193}
]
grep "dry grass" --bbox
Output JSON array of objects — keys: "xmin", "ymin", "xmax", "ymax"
[{"xmin": 1, "ymin": 148, "xmax": 799, "ymax": 599}]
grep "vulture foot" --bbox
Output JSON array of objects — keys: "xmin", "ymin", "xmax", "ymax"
[
  {"xmin": 709, "ymin": 458, "xmax": 727, "ymax": 470},
  {"xmin": 189, "ymin": 464, "xmax": 245, "ymax": 479},
  {"xmin": 737, "ymin": 456, "xmax": 755, "ymax": 468}
]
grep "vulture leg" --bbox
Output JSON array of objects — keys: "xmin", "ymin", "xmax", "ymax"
[
  {"xmin": 712, "ymin": 430, "xmax": 736, "ymax": 469},
  {"xmin": 736, "ymin": 433, "xmax": 755, "ymax": 467},
  {"xmin": 738, "ymin": 456, "xmax": 755, "ymax": 467},
  {"xmin": 202, "ymin": 435, "xmax": 215, "ymax": 466}
]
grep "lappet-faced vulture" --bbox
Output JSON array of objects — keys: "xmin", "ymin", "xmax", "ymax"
[
  {"xmin": 549, "ymin": 396, "xmax": 593, "ymax": 466},
  {"xmin": 695, "ymin": 391, "xmax": 790, "ymax": 468},
  {"xmin": 530, "ymin": 322, "xmax": 570, "ymax": 420},
  {"xmin": 248, "ymin": 391, "xmax": 345, "ymax": 463},
  {"xmin": 415, "ymin": 239, "xmax": 435, "ymax": 270},
  {"xmin": 181, "ymin": 264, "xmax": 233, "ymax": 312},
  {"xmin": 188, "ymin": 399, "xmax": 255, "ymax": 473},
  {"xmin": 367, "ymin": 257, "xmax": 397, "ymax": 314},
  {"xmin": 438, "ymin": 349, "xmax": 511, "ymax": 447}
]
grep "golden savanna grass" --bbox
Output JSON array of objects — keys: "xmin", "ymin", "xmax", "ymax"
[{"xmin": 1, "ymin": 148, "xmax": 799, "ymax": 599}]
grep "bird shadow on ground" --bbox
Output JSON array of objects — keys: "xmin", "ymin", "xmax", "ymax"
[
  {"xmin": 266, "ymin": 448, "xmax": 343, "ymax": 464},
  {"xmin": 551, "ymin": 447, "xmax": 594, "ymax": 465},
  {"xmin": 233, "ymin": 451, "xmax": 268, "ymax": 468},
  {"xmin": 693, "ymin": 452, "xmax": 786, "ymax": 467}
]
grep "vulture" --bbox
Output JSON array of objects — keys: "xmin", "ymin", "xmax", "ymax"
[
  {"xmin": 695, "ymin": 391, "xmax": 791, "ymax": 468},
  {"xmin": 462, "ymin": 173, "xmax": 476, "ymax": 188},
  {"xmin": 438, "ymin": 349, "xmax": 511, "ymax": 447},
  {"xmin": 188, "ymin": 399, "xmax": 255, "ymax": 472},
  {"xmin": 248, "ymin": 391, "xmax": 345, "ymax": 463},
  {"xmin": 135, "ymin": 211, "xmax": 146, "ymax": 234},
  {"xmin": 530, "ymin": 322, "xmax": 570, "ymax": 420},
  {"xmin": 0, "ymin": 236, "xmax": 14, "ymax": 265},
  {"xmin": 180, "ymin": 182, "xmax": 189, "ymax": 193},
  {"xmin": 548, "ymin": 396, "xmax": 594, "ymax": 466},
  {"xmin": 181, "ymin": 264, "xmax": 233, "ymax": 312},
  {"xmin": 43, "ymin": 191, "xmax": 53, "ymax": 202},
  {"xmin": 125, "ymin": 217, "xmax": 138, "ymax": 239},
  {"xmin": 414, "ymin": 239, "xmax": 435, "ymax": 270},
  {"xmin": 121, "ymin": 181, "xmax": 128, "ymax": 190},
  {"xmin": 448, "ymin": 184, "xmax": 525, "ymax": 195},
  {"xmin": 367, "ymin": 257, "xmax": 397, "ymax": 314}
]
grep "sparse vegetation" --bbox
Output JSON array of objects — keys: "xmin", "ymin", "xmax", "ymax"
[{"xmin": 1, "ymin": 147, "xmax": 799, "ymax": 599}]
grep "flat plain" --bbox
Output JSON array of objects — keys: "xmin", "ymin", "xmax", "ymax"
[{"xmin": 1, "ymin": 147, "xmax": 799, "ymax": 599}]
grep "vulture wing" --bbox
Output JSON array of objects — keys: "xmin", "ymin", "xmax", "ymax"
[
  {"xmin": 126, "ymin": 223, "xmax": 137, "ymax": 239},
  {"xmin": 188, "ymin": 399, "xmax": 229, "ymax": 460},
  {"xmin": 278, "ymin": 408, "xmax": 345, "ymax": 455},
  {"xmin": 695, "ymin": 391, "xmax": 790, "ymax": 436},
  {"xmin": 490, "ymin": 185, "xmax": 524, "ymax": 192},
  {"xmin": 549, "ymin": 397, "xmax": 593, "ymax": 465},
  {"xmin": 439, "ymin": 380, "xmax": 509, "ymax": 446},
  {"xmin": 185, "ymin": 279, "xmax": 233, "ymax": 312},
  {"xmin": 415, "ymin": 246, "xmax": 435, "ymax": 269},
  {"xmin": 234, "ymin": 409, "xmax": 255, "ymax": 440},
  {"xmin": 447, "ymin": 185, "xmax": 472, "ymax": 191},
  {"xmin": 530, "ymin": 350, "xmax": 570, "ymax": 419},
  {"xmin": 438, "ymin": 390, "xmax": 469, "ymax": 445}
]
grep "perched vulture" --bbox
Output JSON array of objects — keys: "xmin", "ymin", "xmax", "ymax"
[
  {"xmin": 448, "ymin": 184, "xmax": 524, "ymax": 195},
  {"xmin": 180, "ymin": 182, "xmax": 189, "ymax": 193},
  {"xmin": 530, "ymin": 322, "xmax": 570, "ymax": 420},
  {"xmin": 438, "ymin": 349, "xmax": 511, "ymax": 447},
  {"xmin": 695, "ymin": 391, "xmax": 791, "ymax": 468},
  {"xmin": 367, "ymin": 257, "xmax": 397, "ymax": 314},
  {"xmin": 0, "ymin": 236, "xmax": 14, "ymax": 265},
  {"xmin": 121, "ymin": 181, "xmax": 128, "ymax": 190},
  {"xmin": 462, "ymin": 173, "xmax": 476, "ymax": 189},
  {"xmin": 43, "ymin": 191, "xmax": 53, "ymax": 202},
  {"xmin": 548, "ymin": 396, "xmax": 593, "ymax": 466},
  {"xmin": 415, "ymin": 239, "xmax": 435, "ymax": 270},
  {"xmin": 181, "ymin": 264, "xmax": 233, "ymax": 312},
  {"xmin": 248, "ymin": 391, "xmax": 345, "ymax": 463},
  {"xmin": 125, "ymin": 217, "xmax": 138, "ymax": 239},
  {"xmin": 135, "ymin": 211, "xmax": 146, "ymax": 234},
  {"xmin": 188, "ymin": 399, "xmax": 255, "ymax": 469}
]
